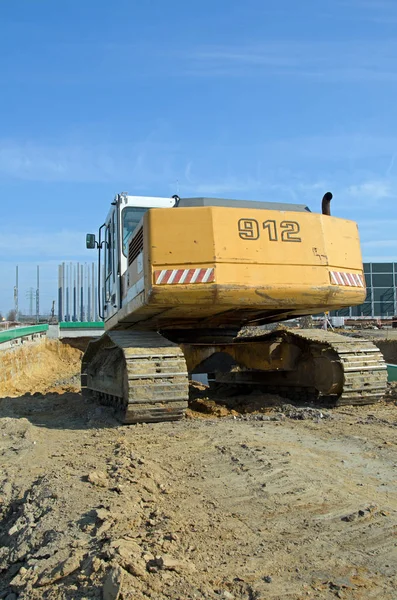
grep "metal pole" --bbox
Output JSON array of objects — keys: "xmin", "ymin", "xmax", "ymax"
[
  {"xmin": 28, "ymin": 288, "xmax": 33, "ymax": 316},
  {"xmin": 80, "ymin": 264, "xmax": 84, "ymax": 321},
  {"xmin": 73, "ymin": 264, "xmax": 76, "ymax": 321},
  {"xmin": 69, "ymin": 261, "xmax": 72, "ymax": 321},
  {"xmin": 84, "ymin": 263, "xmax": 88, "ymax": 321},
  {"xmin": 14, "ymin": 265, "xmax": 19, "ymax": 322},
  {"xmin": 66, "ymin": 264, "xmax": 70, "ymax": 321},
  {"xmin": 91, "ymin": 262, "xmax": 95, "ymax": 322},
  {"xmin": 76, "ymin": 262, "xmax": 80, "ymax": 322},
  {"xmin": 94, "ymin": 268, "xmax": 98, "ymax": 321},
  {"xmin": 62, "ymin": 262, "xmax": 65, "ymax": 322},
  {"xmin": 36, "ymin": 265, "xmax": 40, "ymax": 323},
  {"xmin": 58, "ymin": 264, "xmax": 62, "ymax": 321}
]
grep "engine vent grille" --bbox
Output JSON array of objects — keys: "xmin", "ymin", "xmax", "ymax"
[{"xmin": 128, "ymin": 227, "xmax": 143, "ymax": 266}]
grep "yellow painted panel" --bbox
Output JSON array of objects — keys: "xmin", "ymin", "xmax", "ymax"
[
  {"xmin": 117, "ymin": 205, "xmax": 367, "ymax": 329},
  {"xmin": 321, "ymin": 216, "xmax": 363, "ymax": 270},
  {"xmin": 211, "ymin": 207, "xmax": 327, "ymax": 266},
  {"xmin": 147, "ymin": 207, "xmax": 215, "ymax": 266},
  {"xmin": 146, "ymin": 206, "xmax": 363, "ymax": 270}
]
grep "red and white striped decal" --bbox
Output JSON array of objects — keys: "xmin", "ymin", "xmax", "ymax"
[
  {"xmin": 330, "ymin": 271, "xmax": 364, "ymax": 287},
  {"xmin": 154, "ymin": 267, "xmax": 215, "ymax": 285}
]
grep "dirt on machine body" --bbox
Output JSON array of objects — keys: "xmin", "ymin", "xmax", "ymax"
[{"xmin": 82, "ymin": 192, "xmax": 388, "ymax": 423}]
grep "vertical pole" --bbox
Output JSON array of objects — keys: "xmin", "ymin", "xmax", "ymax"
[
  {"xmin": 14, "ymin": 265, "xmax": 19, "ymax": 322},
  {"xmin": 91, "ymin": 262, "xmax": 95, "ymax": 322},
  {"xmin": 62, "ymin": 262, "xmax": 66, "ymax": 322},
  {"xmin": 94, "ymin": 265, "xmax": 98, "ymax": 321},
  {"xmin": 76, "ymin": 262, "xmax": 80, "ymax": 322},
  {"xmin": 86, "ymin": 263, "xmax": 90, "ymax": 321},
  {"xmin": 80, "ymin": 264, "xmax": 84, "ymax": 321},
  {"xmin": 69, "ymin": 261, "xmax": 72, "ymax": 321},
  {"xmin": 58, "ymin": 264, "xmax": 62, "ymax": 321},
  {"xmin": 29, "ymin": 288, "xmax": 33, "ymax": 316},
  {"xmin": 73, "ymin": 264, "xmax": 76, "ymax": 322},
  {"xmin": 66, "ymin": 263, "xmax": 70, "ymax": 321},
  {"xmin": 82, "ymin": 263, "xmax": 85, "ymax": 321},
  {"xmin": 394, "ymin": 264, "xmax": 397, "ymax": 318},
  {"xmin": 86, "ymin": 263, "xmax": 89, "ymax": 321},
  {"xmin": 36, "ymin": 265, "xmax": 40, "ymax": 323}
]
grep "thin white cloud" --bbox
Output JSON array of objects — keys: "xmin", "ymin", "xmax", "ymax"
[
  {"xmin": 0, "ymin": 140, "xmax": 131, "ymax": 182},
  {"xmin": 190, "ymin": 40, "xmax": 397, "ymax": 82},
  {"xmin": 0, "ymin": 229, "xmax": 91, "ymax": 260},
  {"xmin": 1, "ymin": 133, "xmax": 397, "ymax": 185},
  {"xmin": 359, "ymin": 218, "xmax": 397, "ymax": 227},
  {"xmin": 364, "ymin": 255, "xmax": 397, "ymax": 262},
  {"xmin": 362, "ymin": 240, "xmax": 397, "ymax": 248},
  {"xmin": 337, "ymin": 0, "xmax": 397, "ymax": 23},
  {"xmin": 0, "ymin": 138, "xmax": 176, "ymax": 183},
  {"xmin": 183, "ymin": 177, "xmax": 263, "ymax": 196},
  {"xmin": 346, "ymin": 180, "xmax": 393, "ymax": 200}
]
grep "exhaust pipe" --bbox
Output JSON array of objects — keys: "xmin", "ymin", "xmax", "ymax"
[{"xmin": 322, "ymin": 192, "xmax": 333, "ymax": 216}]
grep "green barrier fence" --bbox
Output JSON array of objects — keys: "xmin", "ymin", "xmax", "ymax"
[
  {"xmin": 0, "ymin": 324, "xmax": 49, "ymax": 344},
  {"xmin": 59, "ymin": 321, "xmax": 104, "ymax": 329}
]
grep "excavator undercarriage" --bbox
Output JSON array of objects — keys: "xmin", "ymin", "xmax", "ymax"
[{"xmin": 81, "ymin": 328, "xmax": 388, "ymax": 424}]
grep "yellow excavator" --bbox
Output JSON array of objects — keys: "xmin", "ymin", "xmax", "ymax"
[{"xmin": 82, "ymin": 192, "xmax": 387, "ymax": 423}]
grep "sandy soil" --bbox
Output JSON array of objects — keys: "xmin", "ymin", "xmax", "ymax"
[
  {"xmin": 0, "ymin": 343, "xmax": 397, "ymax": 599},
  {"xmin": 0, "ymin": 340, "xmax": 81, "ymax": 397}
]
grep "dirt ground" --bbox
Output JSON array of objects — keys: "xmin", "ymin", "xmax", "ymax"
[{"xmin": 0, "ymin": 341, "xmax": 397, "ymax": 599}]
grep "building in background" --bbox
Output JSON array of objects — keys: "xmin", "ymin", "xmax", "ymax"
[
  {"xmin": 58, "ymin": 262, "xmax": 98, "ymax": 322},
  {"xmin": 331, "ymin": 262, "xmax": 397, "ymax": 319}
]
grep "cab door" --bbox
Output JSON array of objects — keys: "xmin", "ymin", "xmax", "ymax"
[{"xmin": 103, "ymin": 209, "xmax": 121, "ymax": 319}]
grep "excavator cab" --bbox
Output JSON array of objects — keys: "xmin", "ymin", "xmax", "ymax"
[{"xmin": 86, "ymin": 193, "xmax": 177, "ymax": 321}]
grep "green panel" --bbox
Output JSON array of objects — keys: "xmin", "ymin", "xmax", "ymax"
[
  {"xmin": 373, "ymin": 288, "xmax": 394, "ymax": 302},
  {"xmin": 334, "ymin": 308, "xmax": 350, "ymax": 317},
  {"xmin": 59, "ymin": 321, "xmax": 104, "ymax": 329},
  {"xmin": 387, "ymin": 364, "xmax": 397, "ymax": 382},
  {"xmin": 380, "ymin": 302, "xmax": 395, "ymax": 316},
  {"xmin": 364, "ymin": 274, "xmax": 371, "ymax": 287},
  {"xmin": 372, "ymin": 273, "xmax": 394, "ymax": 287},
  {"xmin": 371, "ymin": 302, "xmax": 395, "ymax": 317},
  {"xmin": 357, "ymin": 302, "xmax": 372, "ymax": 316},
  {"xmin": 363, "ymin": 263, "xmax": 371, "ymax": 273},
  {"xmin": 372, "ymin": 262, "xmax": 393, "ymax": 273},
  {"xmin": 0, "ymin": 324, "xmax": 49, "ymax": 344}
]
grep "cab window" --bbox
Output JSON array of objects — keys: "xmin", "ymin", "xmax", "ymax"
[{"xmin": 122, "ymin": 208, "xmax": 148, "ymax": 256}]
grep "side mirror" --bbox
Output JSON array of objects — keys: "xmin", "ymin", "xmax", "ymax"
[{"xmin": 86, "ymin": 233, "xmax": 96, "ymax": 249}]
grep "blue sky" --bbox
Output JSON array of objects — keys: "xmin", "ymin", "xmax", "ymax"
[{"xmin": 1, "ymin": 0, "xmax": 396, "ymax": 315}]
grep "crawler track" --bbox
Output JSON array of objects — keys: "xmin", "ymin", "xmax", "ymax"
[
  {"xmin": 289, "ymin": 329, "xmax": 388, "ymax": 405},
  {"xmin": 214, "ymin": 328, "xmax": 388, "ymax": 406},
  {"xmin": 81, "ymin": 331, "xmax": 189, "ymax": 424}
]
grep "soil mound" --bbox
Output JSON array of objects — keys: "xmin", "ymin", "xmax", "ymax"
[{"xmin": 0, "ymin": 340, "xmax": 82, "ymax": 397}]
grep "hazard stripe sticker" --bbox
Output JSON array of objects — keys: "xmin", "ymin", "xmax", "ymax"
[
  {"xmin": 329, "ymin": 271, "xmax": 364, "ymax": 287},
  {"xmin": 154, "ymin": 268, "xmax": 215, "ymax": 285}
]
